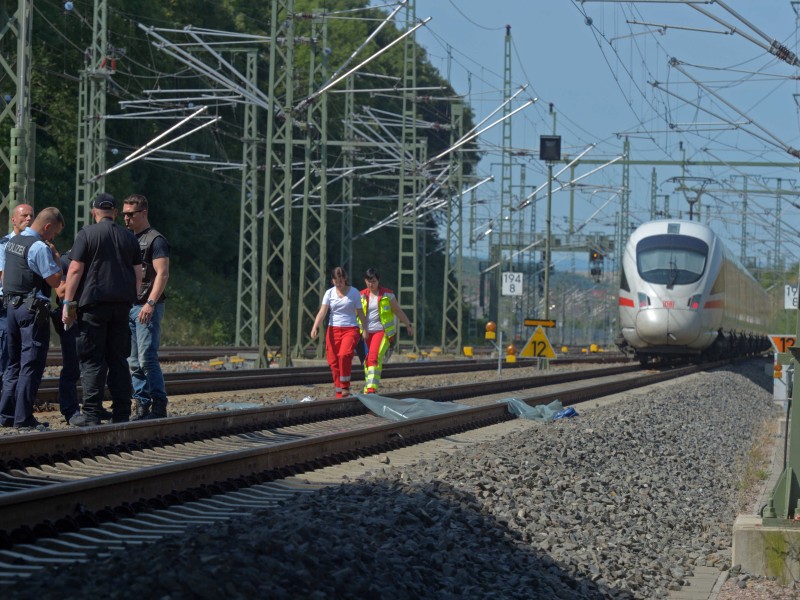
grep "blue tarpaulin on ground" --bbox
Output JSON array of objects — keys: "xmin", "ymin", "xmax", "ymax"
[
  {"xmin": 356, "ymin": 393, "xmax": 469, "ymax": 421},
  {"xmin": 502, "ymin": 398, "xmax": 578, "ymax": 421}
]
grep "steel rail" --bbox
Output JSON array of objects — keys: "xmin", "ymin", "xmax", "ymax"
[{"xmin": 35, "ymin": 356, "xmax": 632, "ymax": 402}]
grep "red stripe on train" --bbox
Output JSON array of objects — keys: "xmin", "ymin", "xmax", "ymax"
[{"xmin": 619, "ymin": 297, "xmax": 634, "ymax": 307}]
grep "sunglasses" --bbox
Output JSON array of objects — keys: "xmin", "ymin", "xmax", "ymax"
[{"xmin": 122, "ymin": 210, "xmax": 143, "ymax": 219}]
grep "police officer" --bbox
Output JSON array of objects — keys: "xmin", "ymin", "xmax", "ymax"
[
  {"xmin": 63, "ymin": 193, "xmax": 142, "ymax": 426},
  {"xmin": 0, "ymin": 207, "xmax": 65, "ymax": 431},
  {"xmin": 0, "ymin": 204, "xmax": 34, "ymax": 399}
]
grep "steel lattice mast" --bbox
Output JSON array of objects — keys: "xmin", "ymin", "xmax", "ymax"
[
  {"xmin": 235, "ymin": 50, "xmax": 260, "ymax": 347},
  {"xmin": 440, "ymin": 101, "xmax": 464, "ymax": 353},
  {"xmin": 339, "ymin": 75, "xmax": 355, "ymax": 276},
  {"xmin": 2, "ymin": 0, "xmax": 34, "ymax": 223},
  {"xmin": 396, "ymin": 0, "xmax": 420, "ymax": 353},
  {"xmin": 294, "ymin": 14, "xmax": 329, "ymax": 359},
  {"xmin": 260, "ymin": 0, "xmax": 296, "ymax": 367},
  {"xmin": 74, "ymin": 0, "xmax": 110, "ymax": 235}
]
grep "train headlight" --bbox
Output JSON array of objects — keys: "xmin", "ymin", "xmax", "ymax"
[
  {"xmin": 637, "ymin": 292, "xmax": 650, "ymax": 308},
  {"xmin": 688, "ymin": 294, "xmax": 702, "ymax": 310}
]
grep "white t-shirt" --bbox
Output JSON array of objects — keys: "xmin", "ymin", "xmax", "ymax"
[
  {"xmin": 365, "ymin": 290, "xmax": 397, "ymax": 333},
  {"xmin": 323, "ymin": 286, "xmax": 361, "ymax": 327}
]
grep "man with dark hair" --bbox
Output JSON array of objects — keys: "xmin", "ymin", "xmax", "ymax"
[
  {"xmin": 123, "ymin": 193, "xmax": 170, "ymax": 420},
  {"xmin": 63, "ymin": 193, "xmax": 142, "ymax": 426},
  {"xmin": 0, "ymin": 207, "xmax": 65, "ymax": 431}
]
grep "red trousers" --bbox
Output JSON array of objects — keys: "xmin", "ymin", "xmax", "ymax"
[{"xmin": 325, "ymin": 326, "xmax": 360, "ymax": 397}]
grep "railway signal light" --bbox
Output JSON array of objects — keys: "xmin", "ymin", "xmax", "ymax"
[
  {"xmin": 589, "ymin": 250, "xmax": 603, "ymax": 282},
  {"xmin": 485, "ymin": 321, "xmax": 496, "ymax": 341},
  {"xmin": 774, "ymin": 362, "xmax": 783, "ymax": 379}
]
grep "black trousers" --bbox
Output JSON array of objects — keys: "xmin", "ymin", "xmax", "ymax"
[{"xmin": 76, "ymin": 302, "xmax": 132, "ymax": 420}]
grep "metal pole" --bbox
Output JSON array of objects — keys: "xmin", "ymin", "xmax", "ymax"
[
  {"xmin": 544, "ymin": 163, "xmax": 553, "ymax": 320},
  {"xmin": 497, "ymin": 330, "xmax": 503, "ymax": 376}
]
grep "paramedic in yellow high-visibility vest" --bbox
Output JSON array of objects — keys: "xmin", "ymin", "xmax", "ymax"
[{"xmin": 359, "ymin": 268, "xmax": 414, "ymax": 394}]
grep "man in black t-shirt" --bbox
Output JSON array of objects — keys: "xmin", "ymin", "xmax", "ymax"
[
  {"xmin": 123, "ymin": 194, "xmax": 170, "ymax": 420},
  {"xmin": 62, "ymin": 193, "xmax": 142, "ymax": 426}
]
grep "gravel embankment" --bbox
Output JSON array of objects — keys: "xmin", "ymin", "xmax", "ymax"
[{"xmin": 4, "ymin": 361, "xmax": 781, "ymax": 599}]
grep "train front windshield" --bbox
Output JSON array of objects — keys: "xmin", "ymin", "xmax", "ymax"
[{"xmin": 636, "ymin": 234, "xmax": 708, "ymax": 286}]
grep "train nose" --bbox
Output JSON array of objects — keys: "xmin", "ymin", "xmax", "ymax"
[{"xmin": 635, "ymin": 308, "xmax": 701, "ymax": 345}]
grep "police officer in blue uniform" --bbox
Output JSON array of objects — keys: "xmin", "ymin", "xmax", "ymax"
[
  {"xmin": 0, "ymin": 203, "xmax": 34, "ymax": 400},
  {"xmin": 0, "ymin": 207, "xmax": 65, "ymax": 431}
]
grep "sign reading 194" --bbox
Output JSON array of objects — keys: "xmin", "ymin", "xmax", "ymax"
[{"xmin": 501, "ymin": 272, "xmax": 523, "ymax": 296}]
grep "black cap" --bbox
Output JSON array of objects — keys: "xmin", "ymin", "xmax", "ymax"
[{"xmin": 92, "ymin": 193, "xmax": 116, "ymax": 209}]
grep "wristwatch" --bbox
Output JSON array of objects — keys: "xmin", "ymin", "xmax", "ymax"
[{"xmin": 146, "ymin": 299, "xmax": 156, "ymax": 307}]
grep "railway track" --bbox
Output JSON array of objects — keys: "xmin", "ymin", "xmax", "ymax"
[
  {"xmin": 35, "ymin": 355, "xmax": 631, "ymax": 403},
  {"xmin": 43, "ymin": 345, "xmax": 261, "ymax": 367},
  {"xmin": 0, "ymin": 359, "xmax": 722, "ymax": 564},
  {"xmin": 44, "ymin": 345, "xmax": 626, "ymax": 366}
]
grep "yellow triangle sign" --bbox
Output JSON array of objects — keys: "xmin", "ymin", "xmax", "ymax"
[
  {"xmin": 769, "ymin": 335, "xmax": 797, "ymax": 353},
  {"xmin": 519, "ymin": 326, "xmax": 556, "ymax": 359}
]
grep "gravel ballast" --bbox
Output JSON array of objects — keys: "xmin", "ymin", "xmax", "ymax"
[{"xmin": 4, "ymin": 361, "xmax": 778, "ymax": 599}]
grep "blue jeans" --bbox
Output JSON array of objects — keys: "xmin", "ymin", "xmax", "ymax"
[{"xmin": 128, "ymin": 303, "xmax": 167, "ymax": 407}]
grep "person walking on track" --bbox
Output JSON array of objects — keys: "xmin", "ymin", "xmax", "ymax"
[
  {"xmin": 359, "ymin": 267, "xmax": 413, "ymax": 394},
  {"xmin": 310, "ymin": 266, "xmax": 366, "ymax": 398}
]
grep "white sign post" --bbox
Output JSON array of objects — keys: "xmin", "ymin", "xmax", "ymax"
[
  {"xmin": 502, "ymin": 272, "xmax": 523, "ymax": 296},
  {"xmin": 785, "ymin": 285, "xmax": 798, "ymax": 310}
]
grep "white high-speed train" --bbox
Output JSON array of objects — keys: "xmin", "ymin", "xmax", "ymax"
[{"xmin": 617, "ymin": 220, "xmax": 772, "ymax": 363}]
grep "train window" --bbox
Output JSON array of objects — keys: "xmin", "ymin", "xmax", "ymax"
[
  {"xmin": 636, "ymin": 234, "xmax": 708, "ymax": 287},
  {"xmin": 619, "ymin": 267, "xmax": 630, "ymax": 292}
]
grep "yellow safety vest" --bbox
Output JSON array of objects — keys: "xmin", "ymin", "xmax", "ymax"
[{"xmin": 361, "ymin": 289, "xmax": 396, "ymax": 337}]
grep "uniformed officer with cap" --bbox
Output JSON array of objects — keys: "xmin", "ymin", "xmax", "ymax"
[
  {"xmin": 0, "ymin": 207, "xmax": 65, "ymax": 431},
  {"xmin": 63, "ymin": 193, "xmax": 142, "ymax": 426}
]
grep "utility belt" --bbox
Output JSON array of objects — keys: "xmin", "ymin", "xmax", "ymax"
[{"xmin": 5, "ymin": 292, "xmax": 48, "ymax": 309}]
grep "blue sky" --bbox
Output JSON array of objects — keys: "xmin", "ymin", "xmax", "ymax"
[{"xmin": 403, "ymin": 1, "xmax": 800, "ymax": 268}]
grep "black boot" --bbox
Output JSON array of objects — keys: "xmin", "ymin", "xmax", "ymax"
[
  {"xmin": 131, "ymin": 400, "xmax": 151, "ymax": 421},
  {"xmin": 143, "ymin": 399, "xmax": 167, "ymax": 420}
]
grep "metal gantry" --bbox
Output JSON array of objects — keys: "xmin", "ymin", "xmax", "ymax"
[
  {"xmin": 260, "ymin": 0, "xmax": 296, "ymax": 367},
  {"xmin": 293, "ymin": 15, "xmax": 329, "ymax": 359},
  {"xmin": 440, "ymin": 102, "xmax": 464, "ymax": 353},
  {"xmin": 396, "ymin": 0, "xmax": 420, "ymax": 353},
  {"xmin": 493, "ymin": 24, "xmax": 514, "ymax": 327},
  {"xmin": 235, "ymin": 50, "xmax": 260, "ymax": 347},
  {"xmin": 74, "ymin": 0, "xmax": 110, "ymax": 234},
  {"xmin": 2, "ymin": 0, "xmax": 34, "ymax": 223},
  {"xmin": 339, "ymin": 75, "xmax": 355, "ymax": 276}
]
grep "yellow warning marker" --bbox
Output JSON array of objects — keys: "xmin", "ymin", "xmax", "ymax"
[
  {"xmin": 518, "ymin": 326, "xmax": 556, "ymax": 359},
  {"xmin": 770, "ymin": 334, "xmax": 797, "ymax": 353}
]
